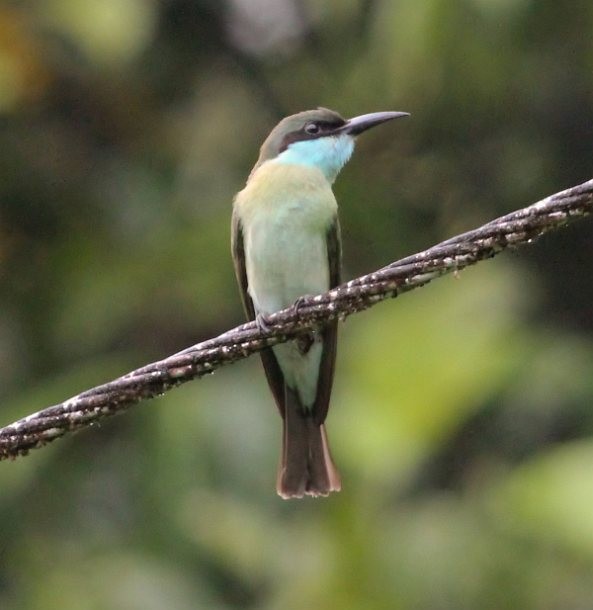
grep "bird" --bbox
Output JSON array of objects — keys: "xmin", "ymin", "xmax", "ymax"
[{"xmin": 231, "ymin": 107, "xmax": 409, "ymax": 499}]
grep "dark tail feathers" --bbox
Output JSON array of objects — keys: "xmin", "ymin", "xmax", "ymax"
[{"xmin": 276, "ymin": 387, "xmax": 341, "ymax": 499}]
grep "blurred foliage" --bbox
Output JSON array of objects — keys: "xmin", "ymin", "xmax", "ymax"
[{"xmin": 0, "ymin": 0, "xmax": 592, "ymax": 608}]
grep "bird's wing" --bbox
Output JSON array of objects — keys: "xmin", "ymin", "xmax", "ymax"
[
  {"xmin": 312, "ymin": 216, "xmax": 341, "ymax": 425},
  {"xmin": 231, "ymin": 208, "xmax": 255, "ymax": 320},
  {"xmin": 231, "ymin": 208, "xmax": 287, "ymax": 416}
]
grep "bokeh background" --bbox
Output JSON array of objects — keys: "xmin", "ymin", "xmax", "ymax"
[{"xmin": 1, "ymin": 1, "xmax": 592, "ymax": 608}]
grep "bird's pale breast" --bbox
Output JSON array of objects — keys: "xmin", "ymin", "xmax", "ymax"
[{"xmin": 236, "ymin": 161, "xmax": 337, "ymax": 316}]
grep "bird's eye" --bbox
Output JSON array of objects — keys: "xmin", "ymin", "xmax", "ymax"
[{"xmin": 305, "ymin": 122, "xmax": 320, "ymax": 135}]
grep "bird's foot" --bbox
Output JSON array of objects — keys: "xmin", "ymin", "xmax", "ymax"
[
  {"xmin": 255, "ymin": 312, "xmax": 274, "ymax": 333},
  {"xmin": 292, "ymin": 294, "xmax": 312, "ymax": 316}
]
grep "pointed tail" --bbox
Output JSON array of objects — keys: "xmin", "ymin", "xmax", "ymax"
[{"xmin": 276, "ymin": 387, "xmax": 341, "ymax": 499}]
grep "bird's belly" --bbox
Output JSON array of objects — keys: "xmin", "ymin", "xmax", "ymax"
[{"xmin": 245, "ymin": 205, "xmax": 331, "ymax": 316}]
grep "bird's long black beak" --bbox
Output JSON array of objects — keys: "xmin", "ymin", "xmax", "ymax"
[{"xmin": 339, "ymin": 111, "xmax": 410, "ymax": 136}]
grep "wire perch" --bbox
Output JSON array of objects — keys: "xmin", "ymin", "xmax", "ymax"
[{"xmin": 1, "ymin": 178, "xmax": 591, "ymax": 460}]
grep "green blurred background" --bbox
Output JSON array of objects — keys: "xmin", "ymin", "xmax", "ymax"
[{"xmin": 0, "ymin": 0, "xmax": 592, "ymax": 608}]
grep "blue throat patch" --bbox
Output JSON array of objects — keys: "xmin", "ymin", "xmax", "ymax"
[{"xmin": 274, "ymin": 135, "xmax": 355, "ymax": 183}]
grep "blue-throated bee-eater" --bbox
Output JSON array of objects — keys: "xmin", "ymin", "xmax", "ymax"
[{"xmin": 232, "ymin": 108, "xmax": 409, "ymax": 498}]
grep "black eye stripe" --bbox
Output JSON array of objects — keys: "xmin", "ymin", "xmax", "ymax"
[
  {"xmin": 278, "ymin": 118, "xmax": 347, "ymax": 153},
  {"xmin": 309, "ymin": 120, "xmax": 344, "ymax": 132}
]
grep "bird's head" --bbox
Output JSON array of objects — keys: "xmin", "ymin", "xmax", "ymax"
[{"xmin": 252, "ymin": 107, "xmax": 409, "ymax": 182}]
